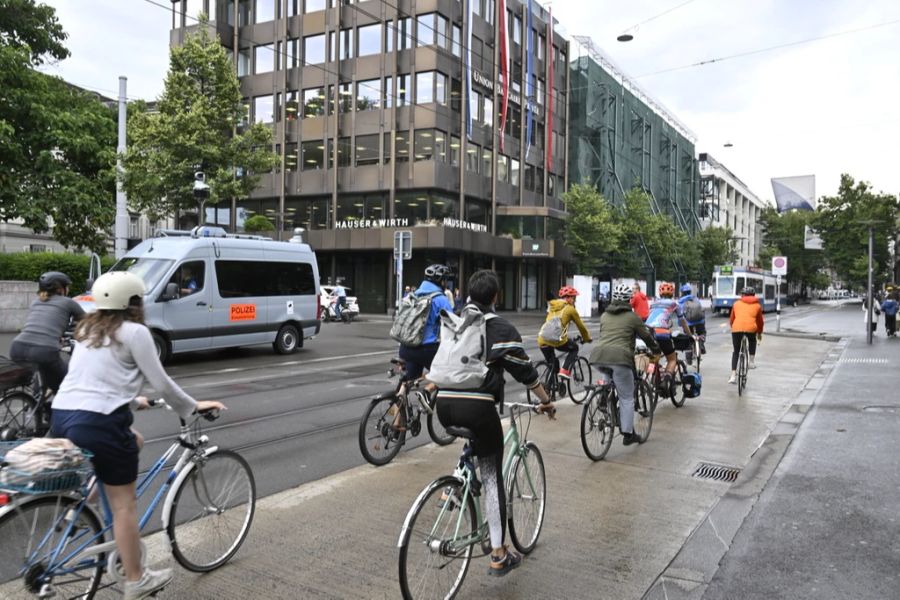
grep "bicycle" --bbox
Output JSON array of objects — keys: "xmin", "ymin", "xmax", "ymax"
[
  {"xmin": 737, "ymin": 334, "xmax": 750, "ymax": 396},
  {"xmin": 0, "ymin": 399, "xmax": 256, "ymax": 599},
  {"xmin": 358, "ymin": 358, "xmax": 456, "ymax": 466},
  {"xmin": 398, "ymin": 402, "xmax": 547, "ymax": 600},
  {"xmin": 580, "ymin": 364, "xmax": 656, "ymax": 461},
  {"xmin": 534, "ymin": 338, "xmax": 592, "ymax": 404},
  {"xmin": 683, "ymin": 333, "xmax": 703, "ymax": 373}
]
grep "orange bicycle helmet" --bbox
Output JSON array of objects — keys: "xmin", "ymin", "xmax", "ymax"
[
  {"xmin": 558, "ymin": 286, "xmax": 579, "ymax": 298},
  {"xmin": 658, "ymin": 282, "xmax": 675, "ymax": 296}
]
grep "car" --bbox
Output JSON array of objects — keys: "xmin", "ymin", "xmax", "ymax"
[{"xmin": 320, "ymin": 285, "xmax": 360, "ymax": 322}]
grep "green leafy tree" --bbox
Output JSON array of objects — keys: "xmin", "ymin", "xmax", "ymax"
[
  {"xmin": 618, "ymin": 189, "xmax": 691, "ymax": 282},
  {"xmin": 814, "ymin": 174, "xmax": 899, "ymax": 289},
  {"xmin": 243, "ymin": 214, "xmax": 275, "ymax": 233},
  {"xmin": 122, "ymin": 18, "xmax": 279, "ymax": 223},
  {"xmin": 692, "ymin": 225, "xmax": 738, "ymax": 292},
  {"xmin": 0, "ymin": 0, "xmax": 117, "ymax": 252},
  {"xmin": 758, "ymin": 207, "xmax": 829, "ymax": 295},
  {"xmin": 561, "ymin": 183, "xmax": 622, "ymax": 273}
]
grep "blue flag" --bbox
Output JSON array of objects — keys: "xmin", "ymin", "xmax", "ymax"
[{"xmin": 524, "ymin": 0, "xmax": 534, "ymax": 150}]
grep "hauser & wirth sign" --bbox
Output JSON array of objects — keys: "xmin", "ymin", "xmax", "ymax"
[{"xmin": 333, "ymin": 218, "xmax": 487, "ymax": 232}]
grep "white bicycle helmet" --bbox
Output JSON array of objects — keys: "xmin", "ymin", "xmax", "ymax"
[
  {"xmin": 612, "ymin": 283, "xmax": 633, "ymax": 302},
  {"xmin": 91, "ymin": 272, "xmax": 146, "ymax": 310}
]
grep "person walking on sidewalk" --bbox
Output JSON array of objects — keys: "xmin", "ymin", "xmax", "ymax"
[
  {"xmin": 537, "ymin": 286, "xmax": 592, "ymax": 381},
  {"xmin": 630, "ymin": 282, "xmax": 650, "ymax": 321},
  {"xmin": 881, "ymin": 292, "xmax": 898, "ymax": 337},
  {"xmin": 729, "ymin": 287, "xmax": 765, "ymax": 384},
  {"xmin": 862, "ymin": 294, "xmax": 882, "ymax": 336}
]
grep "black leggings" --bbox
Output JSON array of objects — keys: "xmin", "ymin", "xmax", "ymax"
[
  {"xmin": 731, "ymin": 332, "xmax": 757, "ymax": 370},
  {"xmin": 9, "ymin": 341, "xmax": 66, "ymax": 395},
  {"xmin": 540, "ymin": 341, "xmax": 579, "ymax": 372}
]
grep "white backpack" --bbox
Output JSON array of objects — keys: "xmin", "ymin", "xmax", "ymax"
[{"xmin": 427, "ymin": 305, "xmax": 496, "ymax": 390}]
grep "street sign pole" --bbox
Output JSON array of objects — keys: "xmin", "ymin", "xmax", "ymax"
[
  {"xmin": 394, "ymin": 231, "xmax": 412, "ymax": 310},
  {"xmin": 776, "ymin": 275, "xmax": 782, "ymax": 332}
]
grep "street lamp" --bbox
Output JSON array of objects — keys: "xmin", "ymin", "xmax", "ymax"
[
  {"xmin": 193, "ymin": 171, "xmax": 210, "ymax": 227},
  {"xmin": 858, "ymin": 219, "xmax": 880, "ymax": 345}
]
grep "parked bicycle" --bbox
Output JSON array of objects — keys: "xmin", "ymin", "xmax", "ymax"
[
  {"xmin": 398, "ymin": 402, "xmax": 547, "ymax": 600},
  {"xmin": 0, "ymin": 399, "xmax": 256, "ymax": 599},
  {"xmin": 534, "ymin": 337, "xmax": 592, "ymax": 404},
  {"xmin": 358, "ymin": 358, "xmax": 455, "ymax": 466},
  {"xmin": 580, "ymin": 362, "xmax": 656, "ymax": 461}
]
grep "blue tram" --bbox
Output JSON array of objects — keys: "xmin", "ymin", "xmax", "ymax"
[{"xmin": 712, "ymin": 265, "xmax": 782, "ymax": 314}]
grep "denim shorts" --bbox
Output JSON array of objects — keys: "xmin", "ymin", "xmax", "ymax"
[{"xmin": 50, "ymin": 405, "xmax": 139, "ymax": 486}]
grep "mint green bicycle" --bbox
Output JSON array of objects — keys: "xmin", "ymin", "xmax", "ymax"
[{"xmin": 397, "ymin": 402, "xmax": 547, "ymax": 600}]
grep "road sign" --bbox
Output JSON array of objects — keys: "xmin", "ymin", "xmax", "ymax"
[
  {"xmin": 394, "ymin": 230, "xmax": 412, "ymax": 259},
  {"xmin": 772, "ymin": 256, "xmax": 787, "ymax": 276}
]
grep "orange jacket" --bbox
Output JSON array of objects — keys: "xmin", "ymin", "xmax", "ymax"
[{"xmin": 730, "ymin": 296, "xmax": 764, "ymax": 333}]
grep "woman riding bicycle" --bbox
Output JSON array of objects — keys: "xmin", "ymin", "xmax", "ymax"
[
  {"xmin": 50, "ymin": 272, "xmax": 224, "ymax": 600},
  {"xmin": 589, "ymin": 283, "xmax": 662, "ymax": 446},
  {"xmin": 436, "ymin": 270, "xmax": 553, "ymax": 576},
  {"xmin": 729, "ymin": 286, "xmax": 764, "ymax": 384},
  {"xmin": 9, "ymin": 271, "xmax": 84, "ymax": 398},
  {"xmin": 537, "ymin": 286, "xmax": 592, "ymax": 381}
]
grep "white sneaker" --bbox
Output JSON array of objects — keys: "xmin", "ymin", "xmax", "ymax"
[
  {"xmin": 749, "ymin": 360, "xmax": 757, "ymax": 369},
  {"xmin": 124, "ymin": 567, "xmax": 173, "ymax": 600},
  {"xmin": 728, "ymin": 374, "xmax": 736, "ymax": 384}
]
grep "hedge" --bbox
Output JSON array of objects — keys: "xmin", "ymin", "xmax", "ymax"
[{"xmin": 0, "ymin": 253, "xmax": 117, "ymax": 295}]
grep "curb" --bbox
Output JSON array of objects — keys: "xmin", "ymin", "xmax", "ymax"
[
  {"xmin": 641, "ymin": 336, "xmax": 848, "ymax": 600},
  {"xmin": 766, "ymin": 330, "xmax": 840, "ymax": 342}
]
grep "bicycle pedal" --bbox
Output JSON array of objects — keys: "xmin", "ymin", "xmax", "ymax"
[{"xmin": 470, "ymin": 479, "xmax": 482, "ymax": 497}]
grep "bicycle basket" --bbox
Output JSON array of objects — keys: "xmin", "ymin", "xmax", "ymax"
[
  {"xmin": 0, "ymin": 356, "xmax": 33, "ymax": 391},
  {"xmin": 0, "ymin": 440, "xmax": 93, "ymax": 495}
]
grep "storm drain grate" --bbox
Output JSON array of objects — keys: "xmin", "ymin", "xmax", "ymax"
[
  {"xmin": 692, "ymin": 462, "xmax": 741, "ymax": 483},
  {"xmin": 839, "ymin": 358, "xmax": 889, "ymax": 364}
]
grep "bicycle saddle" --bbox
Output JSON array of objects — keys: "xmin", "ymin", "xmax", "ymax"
[
  {"xmin": 595, "ymin": 366, "xmax": 614, "ymax": 377},
  {"xmin": 445, "ymin": 426, "xmax": 476, "ymax": 439},
  {"xmin": 390, "ymin": 358, "xmax": 406, "ymax": 367}
]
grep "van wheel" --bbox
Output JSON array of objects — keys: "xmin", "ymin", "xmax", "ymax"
[
  {"xmin": 274, "ymin": 324, "xmax": 300, "ymax": 354},
  {"xmin": 152, "ymin": 331, "xmax": 171, "ymax": 364}
]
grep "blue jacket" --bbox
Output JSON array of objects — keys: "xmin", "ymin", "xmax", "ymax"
[
  {"xmin": 882, "ymin": 299, "xmax": 899, "ymax": 316},
  {"xmin": 416, "ymin": 280, "xmax": 453, "ymax": 345}
]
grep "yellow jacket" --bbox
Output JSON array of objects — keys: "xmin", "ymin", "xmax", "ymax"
[{"xmin": 538, "ymin": 299, "xmax": 592, "ymax": 347}]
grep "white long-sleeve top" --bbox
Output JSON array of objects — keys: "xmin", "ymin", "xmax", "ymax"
[{"xmin": 53, "ymin": 321, "xmax": 197, "ymax": 420}]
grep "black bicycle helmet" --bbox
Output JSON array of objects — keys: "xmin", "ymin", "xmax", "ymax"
[
  {"xmin": 741, "ymin": 286, "xmax": 756, "ymax": 296},
  {"xmin": 38, "ymin": 271, "xmax": 72, "ymax": 292},
  {"xmin": 424, "ymin": 264, "xmax": 451, "ymax": 284}
]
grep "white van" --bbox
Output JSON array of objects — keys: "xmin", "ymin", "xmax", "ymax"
[{"xmin": 76, "ymin": 227, "xmax": 320, "ymax": 362}]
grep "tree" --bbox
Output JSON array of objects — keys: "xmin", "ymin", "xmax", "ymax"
[
  {"xmin": 693, "ymin": 225, "xmax": 739, "ymax": 293},
  {"xmin": 561, "ymin": 183, "xmax": 622, "ymax": 273},
  {"xmin": 122, "ymin": 18, "xmax": 279, "ymax": 223},
  {"xmin": 814, "ymin": 174, "xmax": 899, "ymax": 289},
  {"xmin": 0, "ymin": 0, "xmax": 117, "ymax": 252},
  {"xmin": 758, "ymin": 207, "xmax": 829, "ymax": 295},
  {"xmin": 243, "ymin": 214, "xmax": 275, "ymax": 233},
  {"xmin": 617, "ymin": 189, "xmax": 692, "ymax": 282}
]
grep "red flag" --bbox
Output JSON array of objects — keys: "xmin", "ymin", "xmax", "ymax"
[
  {"xmin": 498, "ymin": 0, "xmax": 509, "ymax": 152},
  {"xmin": 545, "ymin": 6, "xmax": 553, "ymax": 167}
]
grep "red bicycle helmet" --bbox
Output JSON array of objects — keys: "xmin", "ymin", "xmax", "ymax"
[
  {"xmin": 558, "ymin": 286, "xmax": 579, "ymax": 298},
  {"xmin": 658, "ymin": 282, "xmax": 675, "ymax": 296}
]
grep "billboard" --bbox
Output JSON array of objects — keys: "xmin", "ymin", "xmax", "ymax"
[
  {"xmin": 804, "ymin": 225, "xmax": 824, "ymax": 250},
  {"xmin": 771, "ymin": 175, "xmax": 816, "ymax": 212}
]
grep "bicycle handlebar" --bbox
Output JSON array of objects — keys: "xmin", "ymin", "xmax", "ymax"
[{"xmin": 147, "ymin": 398, "xmax": 220, "ymax": 422}]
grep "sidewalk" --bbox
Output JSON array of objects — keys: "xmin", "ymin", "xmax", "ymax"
[
  {"xmin": 136, "ymin": 327, "xmax": 835, "ymax": 599},
  {"xmin": 645, "ymin": 306, "xmax": 900, "ymax": 600}
]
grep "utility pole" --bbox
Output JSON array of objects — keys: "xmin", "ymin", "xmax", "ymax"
[
  {"xmin": 867, "ymin": 224, "xmax": 874, "ymax": 345},
  {"xmin": 114, "ymin": 76, "xmax": 128, "ymax": 258}
]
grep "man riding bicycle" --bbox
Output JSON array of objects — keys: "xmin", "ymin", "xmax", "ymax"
[
  {"xmin": 645, "ymin": 282, "xmax": 691, "ymax": 392},
  {"xmin": 537, "ymin": 286, "xmax": 592, "ymax": 381},
  {"xmin": 729, "ymin": 286, "xmax": 764, "ymax": 384},
  {"xmin": 397, "ymin": 265, "xmax": 454, "ymax": 382},
  {"xmin": 436, "ymin": 270, "xmax": 552, "ymax": 577},
  {"xmin": 677, "ymin": 283, "xmax": 706, "ymax": 354},
  {"xmin": 590, "ymin": 283, "xmax": 662, "ymax": 446}
]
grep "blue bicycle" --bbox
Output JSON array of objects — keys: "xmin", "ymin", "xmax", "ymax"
[{"xmin": 0, "ymin": 400, "xmax": 255, "ymax": 599}]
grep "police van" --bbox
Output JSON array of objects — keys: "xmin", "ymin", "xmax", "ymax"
[{"xmin": 76, "ymin": 227, "xmax": 320, "ymax": 363}]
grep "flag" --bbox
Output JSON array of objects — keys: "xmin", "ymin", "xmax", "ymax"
[
  {"xmin": 465, "ymin": 0, "xmax": 475, "ymax": 139},
  {"xmin": 545, "ymin": 6, "xmax": 553, "ymax": 166},
  {"xmin": 771, "ymin": 175, "xmax": 816, "ymax": 212},
  {"xmin": 497, "ymin": 0, "xmax": 509, "ymax": 152},
  {"xmin": 525, "ymin": 0, "xmax": 534, "ymax": 151}
]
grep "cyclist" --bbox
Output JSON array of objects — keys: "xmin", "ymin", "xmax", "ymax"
[
  {"xmin": 537, "ymin": 286, "xmax": 592, "ymax": 381},
  {"xmin": 398, "ymin": 264, "xmax": 454, "ymax": 382},
  {"xmin": 729, "ymin": 286, "xmax": 765, "ymax": 384},
  {"xmin": 50, "ymin": 272, "xmax": 225, "ymax": 600},
  {"xmin": 436, "ymin": 270, "xmax": 552, "ymax": 577},
  {"xmin": 9, "ymin": 271, "xmax": 84, "ymax": 398},
  {"xmin": 677, "ymin": 283, "xmax": 706, "ymax": 354},
  {"xmin": 590, "ymin": 283, "xmax": 662, "ymax": 445},
  {"xmin": 332, "ymin": 281, "xmax": 347, "ymax": 320},
  {"xmin": 645, "ymin": 282, "xmax": 691, "ymax": 391},
  {"xmin": 882, "ymin": 291, "xmax": 898, "ymax": 337}
]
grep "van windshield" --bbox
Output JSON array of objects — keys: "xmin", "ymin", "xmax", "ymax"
[{"xmin": 109, "ymin": 258, "xmax": 175, "ymax": 292}]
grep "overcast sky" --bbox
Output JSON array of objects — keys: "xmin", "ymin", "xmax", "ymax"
[{"xmin": 39, "ymin": 0, "xmax": 900, "ymax": 203}]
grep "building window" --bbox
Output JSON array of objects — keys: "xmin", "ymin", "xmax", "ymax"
[
  {"xmin": 397, "ymin": 73, "xmax": 410, "ymax": 106},
  {"xmin": 337, "ymin": 82, "xmax": 352, "ymax": 113},
  {"xmin": 430, "ymin": 194, "xmax": 457, "ymax": 221},
  {"xmin": 471, "ymin": 91, "xmax": 481, "ymax": 122},
  {"xmin": 237, "ymin": 0, "xmax": 251, "ymax": 25},
  {"xmin": 417, "ymin": 13, "xmax": 435, "ymax": 46},
  {"xmin": 385, "ymin": 20, "xmax": 393, "ymax": 53},
  {"xmin": 303, "ymin": 87, "xmax": 325, "ymax": 117},
  {"xmin": 452, "ymin": 24, "xmax": 462, "ymax": 57},
  {"xmin": 334, "ymin": 137, "xmax": 351, "ymax": 168},
  {"xmin": 497, "ymin": 154, "xmax": 509, "ymax": 182},
  {"xmin": 304, "ymin": 34, "xmax": 325, "ymax": 64},
  {"xmin": 253, "ymin": 95, "xmax": 273, "ymax": 124},
  {"xmin": 538, "ymin": 34, "xmax": 545, "ymax": 62},
  {"xmin": 399, "ymin": 17, "xmax": 413, "ymax": 51},
  {"xmin": 281, "ymin": 0, "xmax": 299, "ymax": 17},
  {"xmin": 536, "ymin": 167, "xmax": 544, "ymax": 194},
  {"xmin": 285, "ymin": 142, "xmax": 298, "ymax": 171},
  {"xmin": 356, "ymin": 79, "xmax": 381, "ymax": 111},
  {"xmin": 237, "ymin": 48, "xmax": 251, "ymax": 77},
  {"xmin": 284, "ymin": 91, "xmax": 299, "ymax": 121},
  {"xmin": 414, "ymin": 129, "xmax": 435, "ymax": 161},
  {"xmin": 524, "ymin": 164, "xmax": 535, "ymax": 191},
  {"xmin": 451, "ymin": 78, "xmax": 462, "ymax": 112},
  {"xmin": 547, "ymin": 173, "xmax": 555, "ymax": 197},
  {"xmin": 329, "ymin": 29, "xmax": 353, "ymax": 61},
  {"xmin": 513, "ymin": 14, "xmax": 522, "ymax": 45},
  {"xmin": 416, "ymin": 71, "xmax": 434, "ymax": 104},
  {"xmin": 395, "ymin": 193, "xmax": 428, "ymax": 225},
  {"xmin": 436, "ymin": 14, "xmax": 449, "ymax": 50},
  {"xmin": 302, "ymin": 140, "xmax": 325, "ymax": 170},
  {"xmin": 434, "ymin": 130, "xmax": 447, "ymax": 162},
  {"xmin": 483, "ymin": 96, "xmax": 493, "ymax": 127},
  {"xmin": 435, "ymin": 72, "xmax": 448, "ymax": 106},
  {"xmin": 184, "ymin": 0, "xmax": 203, "ymax": 19},
  {"xmin": 286, "ymin": 38, "xmax": 300, "ymax": 68},
  {"xmin": 394, "ymin": 131, "xmax": 410, "ymax": 162},
  {"xmin": 510, "ymin": 158, "xmax": 520, "ymax": 187},
  {"xmin": 472, "ymin": 0, "xmax": 480, "ymax": 17},
  {"xmin": 471, "ymin": 36, "xmax": 484, "ymax": 72},
  {"xmin": 485, "ymin": 0, "xmax": 494, "ymax": 26},
  {"xmin": 305, "ymin": 0, "xmax": 325, "ymax": 13},
  {"xmin": 536, "ymin": 78, "xmax": 544, "ymax": 105},
  {"xmin": 358, "ymin": 23, "xmax": 380, "ymax": 56},
  {"xmin": 465, "ymin": 199, "xmax": 490, "ymax": 226},
  {"xmin": 239, "ymin": 99, "xmax": 250, "ymax": 128},
  {"xmin": 481, "ymin": 147, "xmax": 492, "ymax": 178},
  {"xmin": 466, "ymin": 143, "xmax": 480, "ymax": 173},
  {"xmin": 511, "ymin": 61, "xmax": 521, "ymax": 94},
  {"xmin": 355, "ymin": 134, "xmax": 379, "ymax": 166},
  {"xmin": 450, "ymin": 135, "xmax": 461, "ymax": 167},
  {"xmin": 255, "ymin": 0, "xmax": 274, "ymax": 22},
  {"xmin": 254, "ymin": 44, "xmax": 273, "ymax": 74},
  {"xmin": 383, "ymin": 76, "xmax": 393, "ymax": 108}
]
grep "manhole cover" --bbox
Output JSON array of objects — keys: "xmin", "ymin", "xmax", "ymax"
[
  {"xmin": 839, "ymin": 358, "xmax": 889, "ymax": 364},
  {"xmin": 862, "ymin": 406, "xmax": 899, "ymax": 414},
  {"xmin": 692, "ymin": 462, "xmax": 741, "ymax": 483}
]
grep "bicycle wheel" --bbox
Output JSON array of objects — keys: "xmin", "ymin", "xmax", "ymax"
[
  {"xmin": 531, "ymin": 361, "xmax": 556, "ymax": 404},
  {"xmin": 0, "ymin": 391, "xmax": 35, "ymax": 439},
  {"xmin": 633, "ymin": 380, "xmax": 654, "ymax": 443},
  {"xmin": 0, "ymin": 495, "xmax": 104, "ymax": 599},
  {"xmin": 507, "ymin": 442, "xmax": 547, "ymax": 554},
  {"xmin": 167, "ymin": 449, "xmax": 256, "ymax": 572},
  {"xmin": 567, "ymin": 357, "xmax": 592, "ymax": 404},
  {"xmin": 580, "ymin": 388, "xmax": 614, "ymax": 461},
  {"xmin": 399, "ymin": 476, "xmax": 478, "ymax": 600},
  {"xmin": 671, "ymin": 360, "xmax": 688, "ymax": 408},
  {"xmin": 358, "ymin": 395, "xmax": 406, "ymax": 466},
  {"xmin": 426, "ymin": 413, "xmax": 456, "ymax": 446},
  {"xmin": 737, "ymin": 351, "xmax": 747, "ymax": 397}
]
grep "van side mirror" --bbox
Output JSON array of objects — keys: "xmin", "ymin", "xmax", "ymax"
[
  {"xmin": 84, "ymin": 278, "xmax": 94, "ymax": 292},
  {"xmin": 160, "ymin": 282, "xmax": 179, "ymax": 301}
]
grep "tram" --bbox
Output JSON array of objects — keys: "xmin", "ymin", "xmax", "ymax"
[{"xmin": 712, "ymin": 265, "xmax": 782, "ymax": 314}]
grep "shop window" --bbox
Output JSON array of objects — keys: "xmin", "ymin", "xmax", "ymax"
[
  {"xmin": 357, "ymin": 23, "xmax": 380, "ymax": 56},
  {"xmin": 395, "ymin": 193, "xmax": 428, "ymax": 224},
  {"xmin": 301, "ymin": 140, "xmax": 325, "ymax": 170},
  {"xmin": 253, "ymin": 95, "xmax": 274, "ymax": 124},
  {"xmin": 416, "ymin": 71, "xmax": 434, "ymax": 104},
  {"xmin": 430, "ymin": 194, "xmax": 458, "ymax": 220},
  {"xmin": 466, "ymin": 143, "xmax": 480, "ymax": 173},
  {"xmin": 481, "ymin": 147, "xmax": 492, "ymax": 178},
  {"xmin": 450, "ymin": 135, "xmax": 460, "ymax": 167},
  {"xmin": 434, "ymin": 130, "xmax": 447, "ymax": 162},
  {"xmin": 355, "ymin": 134, "xmax": 379, "ymax": 166},
  {"xmin": 304, "ymin": 34, "xmax": 325, "ymax": 64},
  {"xmin": 303, "ymin": 87, "xmax": 325, "ymax": 118},
  {"xmin": 357, "ymin": 79, "xmax": 381, "ymax": 111}
]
